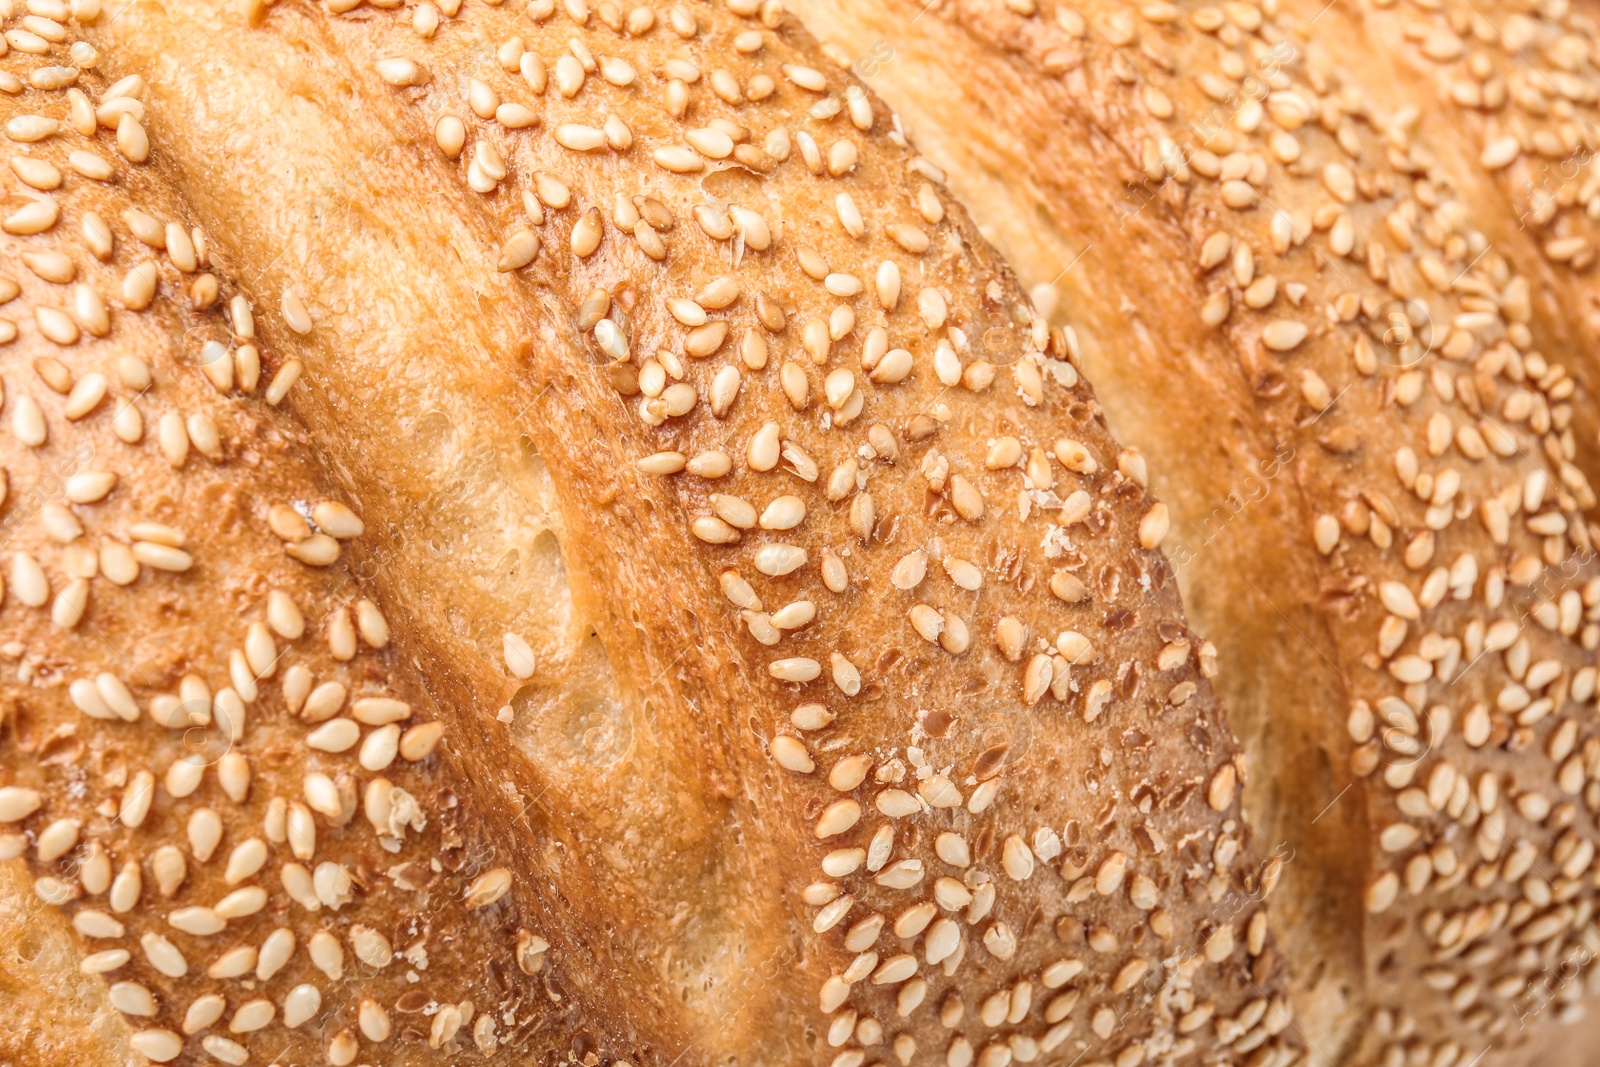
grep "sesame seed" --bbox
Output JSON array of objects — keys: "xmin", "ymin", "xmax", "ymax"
[
  {"xmin": 465, "ymin": 868, "xmax": 514, "ymax": 909},
  {"xmin": 755, "ymin": 544, "xmax": 807, "ymax": 576},
  {"xmin": 692, "ymin": 515, "xmax": 740, "ymax": 544},
  {"xmin": 279, "ymin": 291, "xmax": 313, "ymax": 333},
  {"xmin": 5, "ymin": 115, "xmax": 56, "ymax": 143},
  {"xmin": 434, "ymin": 114, "xmax": 467, "ymax": 157},
  {"xmin": 815, "ymin": 798, "xmax": 861, "ymax": 837},
  {"xmin": 0, "ymin": 786, "xmax": 41, "ymax": 822},
  {"xmin": 652, "ymin": 145, "xmax": 704, "ymax": 173},
  {"xmin": 1481, "ymin": 136, "xmax": 1520, "ymax": 170},
  {"xmin": 498, "ymin": 228, "xmax": 540, "ymax": 270},
  {"xmin": 571, "ymin": 207, "xmax": 603, "ymax": 256},
  {"xmin": 130, "ymin": 1031, "xmax": 183, "ymax": 1063},
  {"xmin": 783, "ymin": 63, "xmax": 828, "ymax": 91},
  {"xmin": 1138, "ymin": 503, "xmax": 1169, "ymax": 549},
  {"xmin": 377, "ymin": 57, "xmax": 427, "ymax": 85},
  {"xmin": 771, "ymin": 735, "xmax": 814, "ymax": 772},
  {"xmin": 1207, "ymin": 764, "xmax": 1237, "ymax": 811},
  {"xmin": 306, "ymin": 717, "xmax": 361, "ymax": 753},
  {"xmin": 286, "ymin": 534, "xmax": 340, "ymax": 566},
  {"xmin": 771, "ymin": 657, "xmax": 822, "ymax": 682},
  {"xmin": 1261, "ymin": 319, "xmax": 1307, "ymax": 351},
  {"xmin": 400, "ymin": 721, "xmax": 446, "ymax": 761},
  {"xmin": 115, "ymin": 113, "xmax": 149, "ymax": 162},
  {"xmin": 350, "ymin": 697, "xmax": 410, "ymax": 726},
  {"xmin": 499, "ymin": 631, "xmax": 538, "ymax": 679},
  {"xmin": 132, "ymin": 541, "xmax": 193, "ymax": 572},
  {"xmin": 555, "ymin": 123, "xmax": 606, "ymax": 151}
]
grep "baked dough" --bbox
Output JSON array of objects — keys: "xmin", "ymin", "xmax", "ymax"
[
  {"xmin": 784, "ymin": 0, "xmax": 1600, "ymax": 1063},
  {"xmin": 0, "ymin": 2, "xmax": 1296, "ymax": 1066}
]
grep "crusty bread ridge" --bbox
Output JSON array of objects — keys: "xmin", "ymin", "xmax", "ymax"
[
  {"xmin": 0, "ymin": 856, "xmax": 132, "ymax": 1065},
  {"xmin": 0, "ymin": 1, "xmax": 1300, "ymax": 1066},
  {"xmin": 783, "ymin": 0, "xmax": 1600, "ymax": 1064},
  {"xmin": 0, "ymin": 38, "xmax": 623, "ymax": 1066}
]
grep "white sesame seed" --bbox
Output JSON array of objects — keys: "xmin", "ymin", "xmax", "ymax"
[
  {"xmin": 814, "ymin": 799, "xmax": 861, "ymax": 837},
  {"xmin": 132, "ymin": 541, "xmax": 193, "ymax": 572},
  {"xmin": 783, "ymin": 63, "xmax": 827, "ymax": 91},
  {"xmin": 80, "ymin": 948, "xmax": 131, "ymax": 974},
  {"xmin": 129, "ymin": 1031, "xmax": 183, "ymax": 1063},
  {"xmin": 499, "ymin": 230, "xmax": 542, "ymax": 277},
  {"xmin": 307, "ymin": 931, "xmax": 343, "ymax": 980},
  {"xmin": 503, "ymin": 632, "xmax": 537, "ymax": 678},
  {"xmin": 307, "ymin": 718, "xmax": 361, "ymax": 753},
  {"xmin": 351, "ymin": 697, "xmax": 410, "ymax": 725},
  {"xmin": 109, "ymin": 982, "xmax": 156, "ymax": 1016},
  {"xmin": 4, "ymin": 115, "xmax": 57, "ymax": 143},
  {"xmin": 400, "ymin": 721, "xmax": 445, "ymax": 761},
  {"xmin": 1480, "ymin": 136, "xmax": 1520, "ymax": 170},
  {"xmin": 219, "ymin": 889, "xmax": 268, "ymax": 921},
  {"xmin": 466, "ymin": 868, "xmax": 513, "ymax": 909},
  {"xmin": 692, "ymin": 515, "xmax": 740, "ymax": 544},
  {"xmin": 687, "ymin": 127, "xmax": 734, "ymax": 159},
  {"xmin": 771, "ymin": 657, "xmax": 822, "ymax": 683},
  {"xmin": 771, "ymin": 735, "xmax": 814, "ymax": 772},
  {"xmin": 730, "ymin": 206, "xmax": 770, "ymax": 249},
  {"xmin": 300, "ymin": 680, "xmax": 347, "ymax": 723},
  {"xmin": 377, "ymin": 57, "xmax": 427, "ymax": 86},
  {"xmin": 755, "ymin": 543, "xmax": 807, "ymax": 576},
  {"xmin": 1138, "ymin": 503, "xmax": 1169, "ymax": 549},
  {"xmin": 115, "ymin": 113, "xmax": 148, "ymax": 163},
  {"xmin": 141, "ymin": 932, "xmax": 188, "ymax": 978},
  {"xmin": 286, "ymin": 533, "xmax": 339, "ymax": 566},
  {"xmin": 201, "ymin": 1035, "xmax": 248, "ymax": 1066},
  {"xmin": 1262, "ymin": 319, "xmax": 1307, "ymax": 352},
  {"xmin": 283, "ymin": 984, "xmax": 321, "ymax": 1029},
  {"xmin": 760, "ymin": 496, "xmax": 806, "ymax": 530},
  {"xmin": 0, "ymin": 786, "xmax": 40, "ymax": 823},
  {"xmin": 652, "ymin": 145, "xmax": 704, "ymax": 173},
  {"xmin": 71, "ymin": 905, "xmax": 121, "ymax": 939},
  {"xmin": 555, "ymin": 123, "xmax": 607, "ymax": 151},
  {"xmin": 224, "ymin": 839, "xmax": 268, "ymax": 886},
  {"xmin": 67, "ymin": 149, "xmax": 112, "ymax": 181}
]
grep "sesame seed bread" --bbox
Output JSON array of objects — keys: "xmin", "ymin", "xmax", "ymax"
[
  {"xmin": 783, "ymin": 0, "xmax": 1600, "ymax": 1063},
  {"xmin": 0, "ymin": 2, "xmax": 1301, "ymax": 1067},
  {"xmin": 0, "ymin": 43, "xmax": 597, "ymax": 1066},
  {"xmin": 0, "ymin": 855, "xmax": 133, "ymax": 1065}
]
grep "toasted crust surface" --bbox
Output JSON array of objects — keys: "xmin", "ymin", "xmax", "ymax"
[
  {"xmin": 0, "ymin": 41, "xmax": 614, "ymax": 1067},
  {"xmin": 785, "ymin": 0, "xmax": 1600, "ymax": 1063},
  {"xmin": 0, "ymin": 2, "xmax": 1300, "ymax": 1066}
]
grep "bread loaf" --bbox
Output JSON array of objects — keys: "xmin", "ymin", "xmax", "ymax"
[
  {"xmin": 784, "ymin": 0, "xmax": 1600, "ymax": 1063},
  {"xmin": 0, "ymin": 3, "xmax": 1300, "ymax": 1066},
  {"xmin": 0, "ymin": 36, "xmax": 616, "ymax": 1064}
]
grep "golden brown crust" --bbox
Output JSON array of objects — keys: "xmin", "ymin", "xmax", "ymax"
[
  {"xmin": 0, "ymin": 858, "xmax": 134, "ymax": 1066},
  {"xmin": 0, "ymin": 0, "xmax": 1299, "ymax": 1064},
  {"xmin": 783, "ymin": 0, "xmax": 1600, "ymax": 1063},
  {"xmin": 1350, "ymin": 0, "xmax": 1600, "ymax": 353},
  {"xmin": 0, "ymin": 30, "xmax": 610, "ymax": 1067}
]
